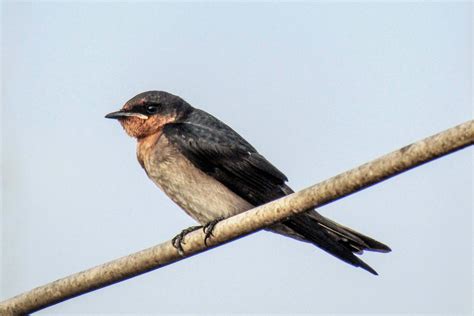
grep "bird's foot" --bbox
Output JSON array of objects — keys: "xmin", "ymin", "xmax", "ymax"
[
  {"xmin": 203, "ymin": 217, "xmax": 224, "ymax": 246},
  {"xmin": 172, "ymin": 225, "xmax": 202, "ymax": 255}
]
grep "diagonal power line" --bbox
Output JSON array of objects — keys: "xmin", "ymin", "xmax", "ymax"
[{"xmin": 1, "ymin": 120, "xmax": 473, "ymax": 315}]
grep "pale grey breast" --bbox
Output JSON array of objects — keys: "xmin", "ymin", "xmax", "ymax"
[{"xmin": 137, "ymin": 134, "xmax": 254, "ymax": 224}]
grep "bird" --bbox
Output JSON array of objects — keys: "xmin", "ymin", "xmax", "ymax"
[{"xmin": 105, "ymin": 90, "xmax": 391, "ymax": 275}]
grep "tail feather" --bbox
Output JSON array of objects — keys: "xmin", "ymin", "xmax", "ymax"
[
  {"xmin": 280, "ymin": 211, "xmax": 390, "ymax": 275},
  {"xmin": 310, "ymin": 212, "xmax": 392, "ymax": 253}
]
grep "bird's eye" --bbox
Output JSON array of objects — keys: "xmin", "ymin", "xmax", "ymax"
[{"xmin": 145, "ymin": 104, "xmax": 159, "ymax": 114}]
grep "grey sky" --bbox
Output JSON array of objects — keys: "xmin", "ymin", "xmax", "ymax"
[{"xmin": 1, "ymin": 2, "xmax": 472, "ymax": 315}]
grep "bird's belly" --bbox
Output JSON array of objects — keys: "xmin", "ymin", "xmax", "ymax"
[{"xmin": 142, "ymin": 146, "xmax": 253, "ymax": 224}]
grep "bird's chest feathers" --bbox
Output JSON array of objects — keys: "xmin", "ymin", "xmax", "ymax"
[{"xmin": 136, "ymin": 133, "xmax": 252, "ymax": 223}]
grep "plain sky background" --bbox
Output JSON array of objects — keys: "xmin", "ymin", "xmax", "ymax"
[{"xmin": 1, "ymin": 2, "xmax": 472, "ymax": 315}]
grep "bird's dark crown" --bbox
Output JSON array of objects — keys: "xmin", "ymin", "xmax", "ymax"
[{"xmin": 123, "ymin": 91, "xmax": 191, "ymax": 117}]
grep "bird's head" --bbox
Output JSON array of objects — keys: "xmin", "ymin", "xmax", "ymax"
[{"xmin": 106, "ymin": 91, "xmax": 191, "ymax": 139}]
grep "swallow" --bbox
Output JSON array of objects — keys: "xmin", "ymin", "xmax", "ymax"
[{"xmin": 106, "ymin": 91, "xmax": 391, "ymax": 275}]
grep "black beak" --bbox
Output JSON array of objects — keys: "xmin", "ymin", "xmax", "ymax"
[{"xmin": 105, "ymin": 110, "xmax": 148, "ymax": 120}]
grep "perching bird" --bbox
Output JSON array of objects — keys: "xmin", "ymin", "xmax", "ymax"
[{"xmin": 106, "ymin": 91, "xmax": 391, "ymax": 275}]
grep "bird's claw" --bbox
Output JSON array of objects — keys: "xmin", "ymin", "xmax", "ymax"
[
  {"xmin": 171, "ymin": 218, "xmax": 224, "ymax": 254},
  {"xmin": 172, "ymin": 225, "xmax": 202, "ymax": 255},
  {"xmin": 203, "ymin": 217, "xmax": 224, "ymax": 246}
]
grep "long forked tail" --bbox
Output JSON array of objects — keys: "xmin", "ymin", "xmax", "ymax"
[{"xmin": 282, "ymin": 211, "xmax": 391, "ymax": 275}]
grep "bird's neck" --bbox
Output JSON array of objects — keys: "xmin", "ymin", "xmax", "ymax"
[{"xmin": 136, "ymin": 132, "xmax": 161, "ymax": 169}]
